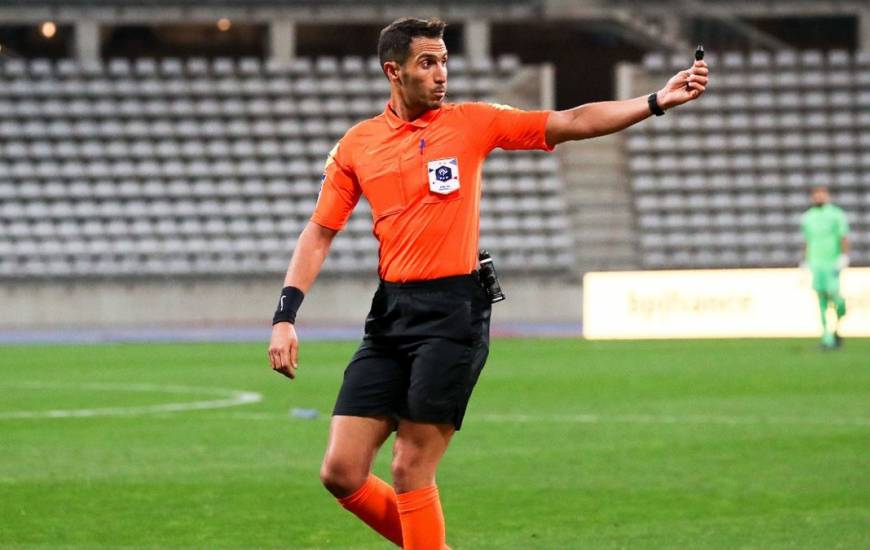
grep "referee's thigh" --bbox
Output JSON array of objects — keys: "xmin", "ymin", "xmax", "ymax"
[
  {"xmin": 405, "ymin": 337, "xmax": 476, "ymax": 424},
  {"xmin": 332, "ymin": 340, "xmax": 407, "ymax": 419}
]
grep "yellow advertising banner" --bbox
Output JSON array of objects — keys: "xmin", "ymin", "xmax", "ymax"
[{"xmin": 582, "ymin": 268, "xmax": 870, "ymax": 339}]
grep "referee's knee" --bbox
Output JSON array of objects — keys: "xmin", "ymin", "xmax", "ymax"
[
  {"xmin": 391, "ymin": 451, "xmax": 436, "ymax": 493},
  {"xmin": 320, "ymin": 458, "xmax": 367, "ymax": 498}
]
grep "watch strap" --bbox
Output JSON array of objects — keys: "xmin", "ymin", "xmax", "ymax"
[{"xmin": 648, "ymin": 92, "xmax": 665, "ymax": 116}]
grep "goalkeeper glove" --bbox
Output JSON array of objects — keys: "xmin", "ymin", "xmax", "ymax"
[{"xmin": 836, "ymin": 254, "xmax": 850, "ymax": 271}]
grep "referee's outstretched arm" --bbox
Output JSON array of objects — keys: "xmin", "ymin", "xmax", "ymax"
[
  {"xmin": 268, "ymin": 221, "xmax": 337, "ymax": 379},
  {"xmin": 545, "ymin": 58, "xmax": 708, "ymax": 146}
]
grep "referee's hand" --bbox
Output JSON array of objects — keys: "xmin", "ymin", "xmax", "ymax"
[
  {"xmin": 268, "ymin": 322, "xmax": 299, "ymax": 379},
  {"xmin": 656, "ymin": 58, "xmax": 709, "ymax": 110}
]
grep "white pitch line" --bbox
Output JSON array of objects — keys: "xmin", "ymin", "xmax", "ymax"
[
  {"xmin": 8, "ymin": 381, "xmax": 864, "ymax": 428},
  {"xmin": 0, "ymin": 382, "xmax": 262, "ymax": 420}
]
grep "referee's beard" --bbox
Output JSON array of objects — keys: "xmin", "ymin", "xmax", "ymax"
[
  {"xmin": 396, "ymin": 71, "xmax": 446, "ymax": 114},
  {"xmin": 425, "ymin": 95, "xmax": 445, "ymax": 110},
  {"xmin": 413, "ymin": 87, "xmax": 447, "ymax": 114}
]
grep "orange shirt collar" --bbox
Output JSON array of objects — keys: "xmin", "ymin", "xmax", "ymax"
[{"xmin": 384, "ymin": 101, "xmax": 443, "ymax": 130}]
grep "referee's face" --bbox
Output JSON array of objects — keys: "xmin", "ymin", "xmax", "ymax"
[{"xmin": 396, "ymin": 37, "xmax": 448, "ymax": 112}]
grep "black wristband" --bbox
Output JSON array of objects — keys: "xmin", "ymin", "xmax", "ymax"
[
  {"xmin": 272, "ymin": 286, "xmax": 305, "ymax": 325},
  {"xmin": 648, "ymin": 92, "xmax": 665, "ymax": 116}
]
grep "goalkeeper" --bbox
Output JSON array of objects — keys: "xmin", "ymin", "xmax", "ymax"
[{"xmin": 800, "ymin": 185, "xmax": 850, "ymax": 348}]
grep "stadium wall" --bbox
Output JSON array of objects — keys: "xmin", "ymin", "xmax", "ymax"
[{"xmin": 0, "ymin": 275, "xmax": 582, "ymax": 330}]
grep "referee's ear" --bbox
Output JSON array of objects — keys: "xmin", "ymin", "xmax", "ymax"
[{"xmin": 384, "ymin": 61, "xmax": 401, "ymax": 84}]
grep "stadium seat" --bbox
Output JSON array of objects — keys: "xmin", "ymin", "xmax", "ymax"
[
  {"xmin": 0, "ymin": 54, "xmax": 560, "ymax": 278},
  {"xmin": 631, "ymin": 49, "xmax": 870, "ymax": 269}
]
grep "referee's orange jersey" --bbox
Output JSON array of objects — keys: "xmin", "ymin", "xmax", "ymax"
[{"xmin": 311, "ymin": 102, "xmax": 553, "ymax": 282}]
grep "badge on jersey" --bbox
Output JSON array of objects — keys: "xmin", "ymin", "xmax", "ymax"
[
  {"xmin": 317, "ymin": 142, "xmax": 340, "ymax": 202},
  {"xmin": 427, "ymin": 157, "xmax": 460, "ymax": 195}
]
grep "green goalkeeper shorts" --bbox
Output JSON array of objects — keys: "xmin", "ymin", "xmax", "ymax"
[{"xmin": 811, "ymin": 266, "xmax": 840, "ymax": 295}]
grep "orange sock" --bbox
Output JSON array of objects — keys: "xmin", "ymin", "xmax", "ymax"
[
  {"xmin": 337, "ymin": 475, "xmax": 403, "ymax": 547},
  {"xmin": 396, "ymin": 485, "xmax": 446, "ymax": 550}
]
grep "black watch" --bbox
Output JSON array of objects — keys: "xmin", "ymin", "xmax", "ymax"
[{"xmin": 648, "ymin": 92, "xmax": 665, "ymax": 116}]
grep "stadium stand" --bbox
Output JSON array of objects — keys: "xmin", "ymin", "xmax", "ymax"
[
  {"xmin": 628, "ymin": 50, "xmax": 870, "ymax": 269},
  {"xmin": 0, "ymin": 54, "xmax": 572, "ymax": 278}
]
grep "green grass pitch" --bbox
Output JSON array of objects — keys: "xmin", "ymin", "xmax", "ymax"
[{"xmin": 1, "ymin": 338, "xmax": 868, "ymax": 549}]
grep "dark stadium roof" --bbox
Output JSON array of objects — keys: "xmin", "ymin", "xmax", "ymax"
[{"xmin": 3, "ymin": 0, "xmax": 534, "ymax": 5}]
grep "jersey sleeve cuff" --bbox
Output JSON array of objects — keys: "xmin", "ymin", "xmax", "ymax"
[
  {"xmin": 539, "ymin": 111, "xmax": 555, "ymax": 152},
  {"xmin": 310, "ymin": 215, "xmax": 345, "ymax": 232}
]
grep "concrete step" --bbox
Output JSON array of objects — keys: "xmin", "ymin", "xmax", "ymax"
[
  {"xmin": 556, "ymin": 133, "xmax": 639, "ymax": 276},
  {"xmin": 560, "ymin": 136, "xmax": 625, "ymax": 155},
  {"xmin": 571, "ymin": 209, "xmax": 635, "ymax": 222},
  {"xmin": 574, "ymin": 240, "xmax": 637, "ymax": 249},
  {"xmin": 576, "ymin": 260, "xmax": 640, "ymax": 271},
  {"xmin": 565, "ymin": 189, "xmax": 633, "ymax": 204},
  {"xmin": 564, "ymin": 172, "xmax": 630, "ymax": 185},
  {"xmin": 564, "ymin": 174, "xmax": 624, "ymax": 190},
  {"xmin": 572, "ymin": 225, "xmax": 636, "ymax": 238},
  {"xmin": 572, "ymin": 228, "xmax": 637, "ymax": 242},
  {"xmin": 575, "ymin": 241, "xmax": 637, "ymax": 254},
  {"xmin": 579, "ymin": 257, "xmax": 637, "ymax": 270},
  {"xmin": 561, "ymin": 157, "xmax": 626, "ymax": 171},
  {"xmin": 575, "ymin": 252, "xmax": 639, "ymax": 265},
  {"xmin": 576, "ymin": 257, "xmax": 639, "ymax": 269},
  {"xmin": 566, "ymin": 185, "xmax": 631, "ymax": 196},
  {"xmin": 576, "ymin": 255, "xmax": 639, "ymax": 265}
]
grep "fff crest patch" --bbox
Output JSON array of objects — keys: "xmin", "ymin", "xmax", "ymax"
[{"xmin": 426, "ymin": 157, "xmax": 460, "ymax": 195}]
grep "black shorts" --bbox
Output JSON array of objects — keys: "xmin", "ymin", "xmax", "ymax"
[{"xmin": 332, "ymin": 273, "xmax": 492, "ymax": 430}]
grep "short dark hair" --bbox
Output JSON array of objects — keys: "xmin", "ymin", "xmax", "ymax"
[{"xmin": 377, "ymin": 17, "xmax": 447, "ymax": 69}]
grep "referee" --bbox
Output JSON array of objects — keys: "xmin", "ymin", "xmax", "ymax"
[{"xmin": 267, "ymin": 17, "xmax": 708, "ymax": 549}]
